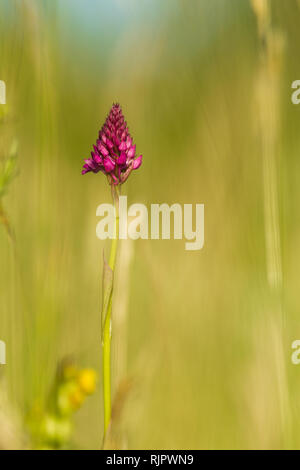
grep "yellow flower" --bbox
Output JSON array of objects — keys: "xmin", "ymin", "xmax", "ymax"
[{"xmin": 78, "ymin": 369, "xmax": 97, "ymax": 395}]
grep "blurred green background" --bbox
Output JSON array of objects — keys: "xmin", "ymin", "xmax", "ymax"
[{"xmin": 1, "ymin": 0, "xmax": 300, "ymax": 450}]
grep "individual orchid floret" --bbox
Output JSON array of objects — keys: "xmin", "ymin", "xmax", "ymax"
[{"xmin": 82, "ymin": 103, "xmax": 143, "ymax": 185}]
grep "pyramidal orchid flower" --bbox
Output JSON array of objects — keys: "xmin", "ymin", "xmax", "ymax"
[
  {"xmin": 81, "ymin": 103, "xmax": 142, "ymax": 185},
  {"xmin": 82, "ymin": 103, "xmax": 143, "ymax": 445}
]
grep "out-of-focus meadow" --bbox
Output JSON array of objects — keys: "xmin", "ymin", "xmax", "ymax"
[{"xmin": 1, "ymin": 0, "xmax": 300, "ymax": 449}]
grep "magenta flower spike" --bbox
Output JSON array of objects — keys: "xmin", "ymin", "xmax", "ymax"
[{"xmin": 81, "ymin": 103, "xmax": 143, "ymax": 185}]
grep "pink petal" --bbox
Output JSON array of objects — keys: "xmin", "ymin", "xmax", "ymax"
[
  {"xmin": 117, "ymin": 151, "xmax": 126, "ymax": 166},
  {"xmin": 126, "ymin": 136, "xmax": 132, "ymax": 149},
  {"xmin": 99, "ymin": 143, "xmax": 109, "ymax": 157},
  {"xmin": 127, "ymin": 145, "xmax": 136, "ymax": 159},
  {"xmin": 93, "ymin": 153, "xmax": 102, "ymax": 164},
  {"xmin": 132, "ymin": 155, "xmax": 142, "ymax": 170},
  {"xmin": 85, "ymin": 159, "xmax": 96, "ymax": 170},
  {"xmin": 103, "ymin": 156, "xmax": 115, "ymax": 173},
  {"xmin": 119, "ymin": 141, "xmax": 127, "ymax": 151},
  {"xmin": 106, "ymin": 138, "xmax": 114, "ymax": 149},
  {"xmin": 92, "ymin": 148, "xmax": 102, "ymax": 164}
]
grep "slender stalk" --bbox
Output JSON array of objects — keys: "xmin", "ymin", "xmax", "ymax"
[
  {"xmin": 251, "ymin": 0, "xmax": 292, "ymax": 447},
  {"xmin": 102, "ymin": 185, "xmax": 120, "ymax": 437}
]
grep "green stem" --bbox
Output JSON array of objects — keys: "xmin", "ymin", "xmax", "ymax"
[{"xmin": 102, "ymin": 186, "xmax": 119, "ymax": 438}]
